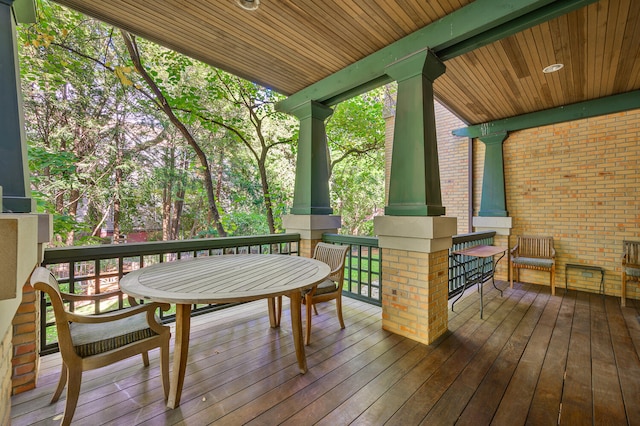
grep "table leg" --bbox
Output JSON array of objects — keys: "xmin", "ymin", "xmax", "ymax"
[
  {"xmin": 267, "ymin": 297, "xmax": 280, "ymax": 328},
  {"xmin": 167, "ymin": 303, "xmax": 191, "ymax": 409},
  {"xmin": 289, "ymin": 291, "xmax": 307, "ymax": 374}
]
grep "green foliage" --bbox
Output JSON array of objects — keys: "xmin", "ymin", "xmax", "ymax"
[
  {"xmin": 326, "ymin": 89, "xmax": 386, "ymax": 236},
  {"xmin": 19, "ymin": 0, "xmax": 386, "ymax": 243}
]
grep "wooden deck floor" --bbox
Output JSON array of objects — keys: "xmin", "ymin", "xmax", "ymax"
[{"xmin": 11, "ymin": 280, "xmax": 640, "ymax": 425}]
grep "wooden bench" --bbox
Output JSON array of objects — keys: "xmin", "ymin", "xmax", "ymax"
[
  {"xmin": 510, "ymin": 235, "xmax": 556, "ymax": 295},
  {"xmin": 621, "ymin": 240, "xmax": 640, "ymax": 307}
]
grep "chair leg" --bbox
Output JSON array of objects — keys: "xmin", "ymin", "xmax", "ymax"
[
  {"xmin": 510, "ymin": 262, "xmax": 513, "ymax": 288},
  {"xmin": 550, "ymin": 267, "xmax": 555, "ymax": 296},
  {"xmin": 305, "ymin": 294, "xmax": 312, "ymax": 346},
  {"xmin": 160, "ymin": 337, "xmax": 170, "ymax": 401},
  {"xmin": 313, "ymin": 304, "xmax": 319, "ymax": 315},
  {"xmin": 621, "ymin": 273, "xmax": 626, "ymax": 307},
  {"xmin": 336, "ymin": 296, "xmax": 345, "ymax": 329},
  {"xmin": 51, "ymin": 362, "xmax": 68, "ymax": 403},
  {"xmin": 142, "ymin": 351, "xmax": 150, "ymax": 367},
  {"xmin": 61, "ymin": 366, "xmax": 82, "ymax": 426}
]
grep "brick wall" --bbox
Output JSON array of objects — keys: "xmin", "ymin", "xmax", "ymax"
[
  {"xmin": 435, "ymin": 102, "xmax": 470, "ymax": 234},
  {"xmin": 1, "ymin": 325, "xmax": 12, "ymax": 426},
  {"xmin": 475, "ymin": 109, "xmax": 640, "ymax": 298},
  {"xmin": 11, "ymin": 283, "xmax": 39, "ymax": 395}
]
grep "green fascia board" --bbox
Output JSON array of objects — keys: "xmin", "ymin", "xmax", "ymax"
[
  {"xmin": 278, "ymin": 0, "xmax": 560, "ymax": 112},
  {"xmin": 452, "ymin": 91, "xmax": 640, "ymax": 138},
  {"xmin": 12, "ymin": 0, "xmax": 36, "ymax": 23}
]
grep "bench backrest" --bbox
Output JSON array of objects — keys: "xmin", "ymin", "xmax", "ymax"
[
  {"xmin": 623, "ymin": 240, "xmax": 640, "ymax": 266},
  {"xmin": 516, "ymin": 236, "xmax": 555, "ymax": 258}
]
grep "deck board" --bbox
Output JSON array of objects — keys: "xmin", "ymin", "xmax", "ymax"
[{"xmin": 11, "ymin": 280, "xmax": 640, "ymax": 425}]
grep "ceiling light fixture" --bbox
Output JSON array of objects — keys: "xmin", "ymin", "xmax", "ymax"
[
  {"xmin": 237, "ymin": 0, "xmax": 259, "ymax": 11},
  {"xmin": 542, "ymin": 63, "xmax": 564, "ymax": 73}
]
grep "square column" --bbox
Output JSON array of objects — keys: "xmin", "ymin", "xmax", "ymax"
[
  {"xmin": 282, "ymin": 214, "xmax": 341, "ymax": 257},
  {"xmin": 375, "ymin": 215, "xmax": 456, "ymax": 344}
]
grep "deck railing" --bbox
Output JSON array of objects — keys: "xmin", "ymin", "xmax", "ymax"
[
  {"xmin": 38, "ymin": 229, "xmax": 496, "ymax": 355},
  {"xmin": 322, "ymin": 234, "xmax": 382, "ymax": 306},
  {"xmin": 448, "ymin": 231, "xmax": 497, "ymax": 297},
  {"xmin": 40, "ymin": 234, "xmax": 300, "ymax": 355}
]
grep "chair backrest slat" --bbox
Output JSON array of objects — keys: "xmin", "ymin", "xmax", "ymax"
[
  {"xmin": 313, "ymin": 243, "xmax": 349, "ymax": 283},
  {"xmin": 623, "ymin": 240, "xmax": 640, "ymax": 265},
  {"xmin": 518, "ymin": 236, "xmax": 554, "ymax": 258}
]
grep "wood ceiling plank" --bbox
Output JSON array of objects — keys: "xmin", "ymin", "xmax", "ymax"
[
  {"xmin": 355, "ymin": 2, "xmax": 406, "ymax": 41},
  {"xmin": 375, "ymin": 0, "xmax": 422, "ymax": 33},
  {"xmin": 296, "ymin": 2, "xmax": 378, "ymax": 55},
  {"xmin": 613, "ymin": 0, "xmax": 640, "ymax": 93},
  {"xmin": 528, "ymin": 24, "xmax": 557, "ymax": 106},
  {"xmin": 600, "ymin": 0, "xmax": 623, "ymax": 96},
  {"xmin": 511, "ymin": 30, "xmax": 543, "ymax": 112},
  {"xmin": 486, "ymin": 41, "xmax": 530, "ymax": 116}
]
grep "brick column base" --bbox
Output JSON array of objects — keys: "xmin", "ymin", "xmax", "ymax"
[
  {"xmin": 381, "ymin": 248, "xmax": 449, "ymax": 344},
  {"xmin": 11, "ymin": 282, "xmax": 39, "ymax": 395},
  {"xmin": 1, "ymin": 326, "xmax": 12, "ymax": 425},
  {"xmin": 374, "ymin": 215, "xmax": 457, "ymax": 345}
]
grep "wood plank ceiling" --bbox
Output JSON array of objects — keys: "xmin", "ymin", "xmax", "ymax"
[{"xmin": 52, "ymin": 0, "xmax": 640, "ymax": 125}]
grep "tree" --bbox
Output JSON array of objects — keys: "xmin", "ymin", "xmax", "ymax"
[{"xmin": 326, "ymin": 89, "xmax": 386, "ymax": 235}]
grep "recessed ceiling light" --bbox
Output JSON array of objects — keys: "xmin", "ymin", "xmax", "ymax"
[
  {"xmin": 237, "ymin": 0, "xmax": 259, "ymax": 11},
  {"xmin": 543, "ymin": 63, "xmax": 564, "ymax": 74}
]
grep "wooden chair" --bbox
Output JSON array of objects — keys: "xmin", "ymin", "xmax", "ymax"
[
  {"xmin": 277, "ymin": 243, "xmax": 350, "ymax": 345},
  {"xmin": 30, "ymin": 267, "xmax": 171, "ymax": 426},
  {"xmin": 510, "ymin": 235, "xmax": 556, "ymax": 295},
  {"xmin": 621, "ymin": 240, "xmax": 640, "ymax": 307}
]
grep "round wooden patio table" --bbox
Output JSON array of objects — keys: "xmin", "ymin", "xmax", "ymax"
[{"xmin": 119, "ymin": 254, "xmax": 330, "ymax": 409}]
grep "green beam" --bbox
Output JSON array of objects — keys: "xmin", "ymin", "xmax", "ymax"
[
  {"xmin": 278, "ymin": 0, "xmax": 589, "ymax": 112},
  {"xmin": 12, "ymin": 0, "xmax": 36, "ymax": 23},
  {"xmin": 453, "ymin": 91, "xmax": 640, "ymax": 138},
  {"xmin": 437, "ymin": 0, "xmax": 598, "ymax": 60}
]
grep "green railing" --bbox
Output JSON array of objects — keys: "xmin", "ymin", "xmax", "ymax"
[
  {"xmin": 38, "ymin": 229, "xmax": 496, "ymax": 355},
  {"xmin": 40, "ymin": 234, "xmax": 300, "ymax": 355},
  {"xmin": 322, "ymin": 234, "xmax": 382, "ymax": 306},
  {"xmin": 448, "ymin": 231, "xmax": 497, "ymax": 298}
]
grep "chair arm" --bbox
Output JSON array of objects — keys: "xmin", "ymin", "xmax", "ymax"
[
  {"xmin": 61, "ymin": 289, "xmax": 125, "ymax": 303},
  {"xmin": 551, "ymin": 246, "xmax": 556, "ymax": 258},
  {"xmin": 510, "ymin": 244, "xmax": 519, "ymax": 257},
  {"xmin": 66, "ymin": 302, "xmax": 170, "ymax": 324}
]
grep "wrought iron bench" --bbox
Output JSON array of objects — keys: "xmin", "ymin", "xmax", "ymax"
[
  {"xmin": 621, "ymin": 240, "xmax": 640, "ymax": 307},
  {"xmin": 510, "ymin": 235, "xmax": 556, "ymax": 295}
]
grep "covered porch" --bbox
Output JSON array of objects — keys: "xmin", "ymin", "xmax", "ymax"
[
  {"xmin": 11, "ymin": 281, "xmax": 640, "ymax": 424},
  {"xmin": 2, "ymin": 0, "xmax": 640, "ymax": 423}
]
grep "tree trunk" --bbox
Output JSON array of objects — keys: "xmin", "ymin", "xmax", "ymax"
[
  {"xmin": 170, "ymin": 151, "xmax": 188, "ymax": 240},
  {"xmin": 121, "ymin": 31, "xmax": 227, "ymax": 237},
  {"xmin": 113, "ymin": 140, "xmax": 123, "ymax": 244},
  {"xmin": 162, "ymin": 147, "xmax": 174, "ymax": 241},
  {"xmin": 66, "ymin": 188, "xmax": 80, "ymax": 245},
  {"xmin": 258, "ymin": 159, "xmax": 276, "ymax": 234}
]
